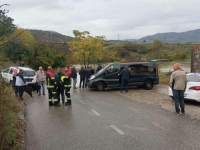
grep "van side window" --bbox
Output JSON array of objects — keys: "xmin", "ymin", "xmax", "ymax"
[
  {"xmin": 138, "ymin": 64, "xmax": 154, "ymax": 72},
  {"xmin": 5, "ymin": 68, "xmax": 10, "ymax": 73},
  {"xmin": 106, "ymin": 64, "xmax": 119, "ymax": 75},
  {"xmin": 129, "ymin": 65, "xmax": 138, "ymax": 73}
]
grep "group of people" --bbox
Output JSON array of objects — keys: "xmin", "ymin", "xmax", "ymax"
[
  {"xmin": 12, "ymin": 62, "xmax": 186, "ymax": 115},
  {"xmin": 72, "ymin": 64, "xmax": 102, "ymax": 89},
  {"xmin": 35, "ymin": 64, "xmax": 103, "ymax": 107},
  {"xmin": 36, "ymin": 66, "xmax": 71, "ymax": 107}
]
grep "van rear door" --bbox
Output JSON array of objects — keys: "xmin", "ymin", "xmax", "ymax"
[{"xmin": 136, "ymin": 63, "xmax": 157, "ymax": 86}]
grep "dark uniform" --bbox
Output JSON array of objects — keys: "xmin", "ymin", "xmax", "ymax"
[
  {"xmin": 55, "ymin": 72, "xmax": 65, "ymax": 103},
  {"xmin": 119, "ymin": 67, "xmax": 131, "ymax": 93},
  {"xmin": 46, "ymin": 70, "xmax": 59, "ymax": 106},
  {"xmin": 61, "ymin": 74, "xmax": 72, "ymax": 105}
]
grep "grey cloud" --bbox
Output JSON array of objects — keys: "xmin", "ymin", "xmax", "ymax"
[{"xmin": 1, "ymin": 0, "xmax": 200, "ymax": 39}]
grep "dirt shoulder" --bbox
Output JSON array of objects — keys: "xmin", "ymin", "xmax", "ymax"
[{"xmin": 115, "ymin": 84, "xmax": 200, "ymax": 120}]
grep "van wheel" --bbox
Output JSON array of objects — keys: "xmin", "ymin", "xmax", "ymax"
[
  {"xmin": 96, "ymin": 82, "xmax": 105, "ymax": 91},
  {"xmin": 144, "ymin": 80, "xmax": 153, "ymax": 90}
]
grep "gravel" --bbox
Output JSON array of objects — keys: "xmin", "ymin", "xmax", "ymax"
[{"xmin": 115, "ymin": 84, "xmax": 200, "ymax": 120}]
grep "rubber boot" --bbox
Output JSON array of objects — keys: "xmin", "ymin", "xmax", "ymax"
[{"xmin": 49, "ymin": 101, "xmax": 54, "ymax": 106}]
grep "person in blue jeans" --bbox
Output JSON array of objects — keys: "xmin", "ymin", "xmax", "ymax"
[
  {"xmin": 169, "ymin": 63, "xmax": 186, "ymax": 115},
  {"xmin": 71, "ymin": 65, "xmax": 77, "ymax": 89},
  {"xmin": 119, "ymin": 66, "xmax": 131, "ymax": 93},
  {"xmin": 36, "ymin": 66, "xmax": 46, "ymax": 96}
]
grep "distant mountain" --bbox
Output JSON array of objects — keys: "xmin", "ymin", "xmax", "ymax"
[
  {"xmin": 137, "ymin": 29, "xmax": 200, "ymax": 43},
  {"xmin": 28, "ymin": 29, "xmax": 73, "ymax": 43}
]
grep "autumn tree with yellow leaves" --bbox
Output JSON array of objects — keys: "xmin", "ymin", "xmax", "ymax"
[{"xmin": 69, "ymin": 30, "xmax": 105, "ymax": 67}]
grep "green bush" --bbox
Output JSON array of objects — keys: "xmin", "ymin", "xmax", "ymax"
[{"xmin": 137, "ymin": 49, "xmax": 148, "ymax": 54}]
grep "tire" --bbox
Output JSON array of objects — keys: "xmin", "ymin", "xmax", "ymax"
[
  {"xmin": 144, "ymin": 80, "xmax": 153, "ymax": 90},
  {"xmin": 96, "ymin": 82, "xmax": 105, "ymax": 91}
]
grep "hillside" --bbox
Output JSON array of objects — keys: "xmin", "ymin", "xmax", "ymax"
[
  {"xmin": 137, "ymin": 29, "xmax": 200, "ymax": 43},
  {"xmin": 28, "ymin": 29, "xmax": 73, "ymax": 43}
]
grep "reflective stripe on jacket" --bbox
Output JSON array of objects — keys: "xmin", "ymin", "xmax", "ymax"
[
  {"xmin": 61, "ymin": 76, "xmax": 71, "ymax": 88},
  {"xmin": 46, "ymin": 73, "xmax": 56, "ymax": 89}
]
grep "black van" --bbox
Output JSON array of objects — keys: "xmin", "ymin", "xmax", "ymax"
[{"xmin": 88, "ymin": 62, "xmax": 159, "ymax": 91}]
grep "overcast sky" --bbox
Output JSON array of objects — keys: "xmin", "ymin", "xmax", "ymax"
[{"xmin": 1, "ymin": 0, "xmax": 200, "ymax": 40}]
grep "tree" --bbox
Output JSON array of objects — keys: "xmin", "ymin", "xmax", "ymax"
[
  {"xmin": 69, "ymin": 30, "xmax": 105, "ymax": 67},
  {"xmin": 0, "ymin": 7, "xmax": 15, "ymax": 47},
  {"xmin": 153, "ymin": 39, "xmax": 163, "ymax": 50}
]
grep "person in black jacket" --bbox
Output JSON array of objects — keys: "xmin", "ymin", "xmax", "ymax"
[
  {"xmin": 85, "ymin": 66, "xmax": 94, "ymax": 87},
  {"xmin": 96, "ymin": 64, "xmax": 102, "ymax": 73},
  {"xmin": 55, "ymin": 67, "xmax": 65, "ymax": 103},
  {"xmin": 90, "ymin": 66, "xmax": 95, "ymax": 75},
  {"xmin": 119, "ymin": 66, "xmax": 131, "ymax": 93},
  {"xmin": 71, "ymin": 65, "xmax": 77, "ymax": 89},
  {"xmin": 79, "ymin": 66, "xmax": 86, "ymax": 88}
]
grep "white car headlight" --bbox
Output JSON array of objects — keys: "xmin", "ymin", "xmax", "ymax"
[{"xmin": 90, "ymin": 75, "xmax": 95, "ymax": 80}]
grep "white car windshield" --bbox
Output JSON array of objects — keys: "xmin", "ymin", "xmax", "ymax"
[{"xmin": 187, "ymin": 73, "xmax": 200, "ymax": 82}]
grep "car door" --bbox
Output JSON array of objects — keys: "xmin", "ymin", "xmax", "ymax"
[
  {"xmin": 103, "ymin": 64, "xmax": 120, "ymax": 87},
  {"xmin": 8, "ymin": 68, "xmax": 14, "ymax": 83}
]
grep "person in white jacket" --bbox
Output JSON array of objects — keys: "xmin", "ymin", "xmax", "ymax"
[{"xmin": 16, "ymin": 69, "xmax": 27, "ymax": 100}]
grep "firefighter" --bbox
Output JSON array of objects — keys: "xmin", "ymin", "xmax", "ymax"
[
  {"xmin": 46, "ymin": 66, "xmax": 61, "ymax": 107},
  {"xmin": 61, "ymin": 66, "xmax": 72, "ymax": 106}
]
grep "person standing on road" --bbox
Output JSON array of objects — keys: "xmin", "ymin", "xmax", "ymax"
[
  {"xmin": 90, "ymin": 66, "xmax": 95, "ymax": 75},
  {"xmin": 79, "ymin": 66, "xmax": 86, "ymax": 88},
  {"xmin": 71, "ymin": 65, "xmax": 77, "ymax": 89},
  {"xmin": 169, "ymin": 63, "xmax": 186, "ymax": 115},
  {"xmin": 61, "ymin": 66, "xmax": 72, "ymax": 105},
  {"xmin": 46, "ymin": 66, "xmax": 60, "ymax": 107},
  {"xmin": 85, "ymin": 66, "xmax": 94, "ymax": 87},
  {"xmin": 12, "ymin": 68, "xmax": 19, "ymax": 96},
  {"xmin": 36, "ymin": 66, "xmax": 46, "ymax": 96},
  {"xmin": 16, "ymin": 69, "xmax": 27, "ymax": 100},
  {"xmin": 96, "ymin": 64, "xmax": 102, "ymax": 73},
  {"xmin": 55, "ymin": 67, "xmax": 65, "ymax": 103},
  {"xmin": 119, "ymin": 66, "xmax": 131, "ymax": 93}
]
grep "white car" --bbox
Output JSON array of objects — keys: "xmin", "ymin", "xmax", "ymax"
[
  {"xmin": 1, "ymin": 66, "xmax": 37, "ymax": 86},
  {"xmin": 169, "ymin": 73, "xmax": 200, "ymax": 102}
]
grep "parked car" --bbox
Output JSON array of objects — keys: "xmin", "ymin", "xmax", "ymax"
[
  {"xmin": 169, "ymin": 73, "xmax": 200, "ymax": 102},
  {"xmin": 1, "ymin": 66, "xmax": 37, "ymax": 88},
  {"xmin": 88, "ymin": 62, "xmax": 159, "ymax": 91}
]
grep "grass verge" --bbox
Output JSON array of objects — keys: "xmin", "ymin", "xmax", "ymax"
[
  {"xmin": 0, "ymin": 78, "xmax": 25, "ymax": 150},
  {"xmin": 159, "ymin": 72, "xmax": 171, "ymax": 84}
]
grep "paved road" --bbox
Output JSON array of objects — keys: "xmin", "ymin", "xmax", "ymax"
[{"xmin": 26, "ymin": 86, "xmax": 200, "ymax": 150}]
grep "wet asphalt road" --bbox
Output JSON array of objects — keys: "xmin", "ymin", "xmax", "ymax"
[{"xmin": 25, "ymin": 86, "xmax": 200, "ymax": 150}]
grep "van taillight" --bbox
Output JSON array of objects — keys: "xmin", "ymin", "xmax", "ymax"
[
  {"xmin": 156, "ymin": 68, "xmax": 158, "ymax": 74},
  {"xmin": 189, "ymin": 86, "xmax": 200, "ymax": 90}
]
